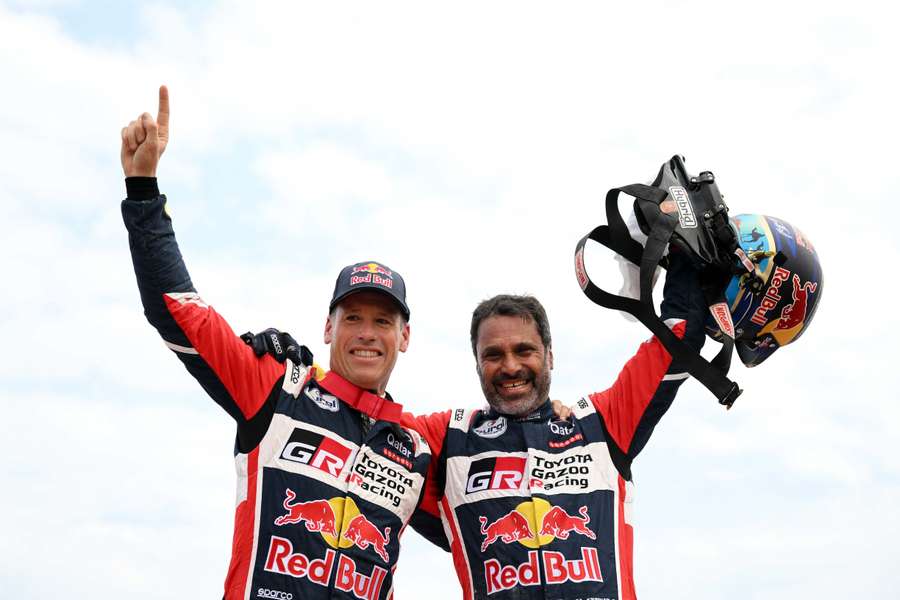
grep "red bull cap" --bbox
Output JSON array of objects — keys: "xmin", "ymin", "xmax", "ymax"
[{"xmin": 330, "ymin": 261, "xmax": 410, "ymax": 321}]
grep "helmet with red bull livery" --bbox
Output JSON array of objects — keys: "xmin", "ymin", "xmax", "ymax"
[{"xmin": 706, "ymin": 214, "xmax": 824, "ymax": 367}]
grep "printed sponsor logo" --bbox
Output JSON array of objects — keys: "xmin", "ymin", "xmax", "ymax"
[
  {"xmin": 733, "ymin": 247, "xmax": 756, "ymax": 274},
  {"xmin": 484, "ymin": 548, "xmax": 603, "ymax": 595},
  {"xmin": 257, "ymin": 588, "xmax": 292, "ymax": 600},
  {"xmin": 274, "ymin": 493, "xmax": 394, "ymax": 566},
  {"xmin": 280, "ymin": 428, "xmax": 353, "ymax": 477},
  {"xmin": 474, "ymin": 417, "xmax": 507, "ymax": 439},
  {"xmin": 343, "ymin": 513, "xmax": 391, "ymax": 562},
  {"xmin": 709, "ymin": 302, "xmax": 735, "ymax": 339},
  {"xmin": 264, "ymin": 537, "xmax": 387, "ymax": 600},
  {"xmin": 352, "ymin": 263, "xmax": 393, "ymax": 278},
  {"xmin": 349, "ymin": 273, "xmax": 394, "ymax": 289},
  {"xmin": 576, "ymin": 398, "xmax": 589, "ymax": 410},
  {"xmin": 381, "ymin": 432, "xmax": 414, "ymax": 469},
  {"xmin": 774, "ymin": 274, "xmax": 817, "ymax": 332},
  {"xmin": 348, "ymin": 451, "xmax": 414, "ymax": 509},
  {"xmin": 770, "ymin": 218, "xmax": 794, "ymax": 239},
  {"xmin": 268, "ymin": 333, "xmax": 283, "ymax": 355},
  {"xmin": 668, "ymin": 186, "xmax": 697, "ymax": 228},
  {"xmin": 304, "ymin": 387, "xmax": 339, "ymax": 412},
  {"xmin": 275, "ymin": 489, "xmax": 338, "ymax": 535},
  {"xmin": 750, "ymin": 266, "xmax": 791, "ymax": 326},
  {"xmin": 548, "ymin": 434, "xmax": 583, "ymax": 449},
  {"xmin": 528, "ymin": 452, "xmax": 593, "ymax": 491},
  {"xmin": 549, "ymin": 421, "xmax": 574, "ymax": 436},
  {"xmin": 479, "ymin": 509, "xmax": 534, "ymax": 551},
  {"xmin": 466, "ymin": 457, "xmax": 527, "ymax": 494},
  {"xmin": 453, "ymin": 408, "xmax": 465, "ymax": 422},
  {"xmin": 290, "ymin": 363, "xmax": 305, "ymax": 385},
  {"xmin": 539, "ymin": 505, "xmax": 596, "ymax": 541},
  {"xmin": 478, "ymin": 500, "xmax": 602, "ymax": 594},
  {"xmin": 574, "ymin": 247, "xmax": 589, "ymax": 290},
  {"xmin": 478, "ymin": 499, "xmax": 597, "ymax": 550}
]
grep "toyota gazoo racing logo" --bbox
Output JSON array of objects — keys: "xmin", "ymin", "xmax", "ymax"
[
  {"xmin": 478, "ymin": 499, "xmax": 602, "ymax": 594},
  {"xmin": 466, "ymin": 457, "xmax": 526, "ymax": 494},
  {"xmin": 267, "ymin": 493, "xmax": 390, "ymax": 600},
  {"xmin": 473, "ymin": 416, "xmax": 507, "ymax": 439},
  {"xmin": 280, "ymin": 427, "xmax": 353, "ymax": 477}
]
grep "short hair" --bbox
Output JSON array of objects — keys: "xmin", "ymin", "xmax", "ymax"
[{"xmin": 470, "ymin": 294, "xmax": 551, "ymax": 356}]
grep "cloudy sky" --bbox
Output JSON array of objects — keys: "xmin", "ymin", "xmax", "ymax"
[{"xmin": 1, "ymin": 1, "xmax": 898, "ymax": 598}]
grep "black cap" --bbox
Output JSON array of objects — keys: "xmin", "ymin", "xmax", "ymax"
[{"xmin": 329, "ymin": 261, "xmax": 410, "ymax": 321}]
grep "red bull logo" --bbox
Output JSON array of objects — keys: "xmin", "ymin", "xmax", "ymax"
[
  {"xmin": 342, "ymin": 514, "xmax": 391, "ymax": 562},
  {"xmin": 538, "ymin": 505, "xmax": 596, "ymax": 541},
  {"xmin": 750, "ymin": 266, "xmax": 791, "ymax": 326},
  {"xmin": 483, "ymin": 548, "xmax": 603, "ymax": 595},
  {"xmin": 479, "ymin": 503, "xmax": 597, "ymax": 553},
  {"xmin": 479, "ymin": 510, "xmax": 534, "ymax": 552},
  {"xmin": 775, "ymin": 274, "xmax": 816, "ymax": 332},
  {"xmin": 477, "ymin": 500, "xmax": 603, "ymax": 593},
  {"xmin": 274, "ymin": 489, "xmax": 337, "ymax": 537},
  {"xmin": 264, "ymin": 537, "xmax": 387, "ymax": 600},
  {"xmin": 351, "ymin": 263, "xmax": 393, "ymax": 278}
]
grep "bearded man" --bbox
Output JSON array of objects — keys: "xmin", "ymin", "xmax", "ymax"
[{"xmin": 404, "ymin": 250, "xmax": 706, "ymax": 600}]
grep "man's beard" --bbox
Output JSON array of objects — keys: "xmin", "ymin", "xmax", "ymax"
[{"xmin": 478, "ymin": 361, "xmax": 551, "ymax": 417}]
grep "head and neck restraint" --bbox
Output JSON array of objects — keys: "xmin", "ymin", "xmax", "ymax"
[{"xmin": 575, "ymin": 155, "xmax": 778, "ymax": 409}]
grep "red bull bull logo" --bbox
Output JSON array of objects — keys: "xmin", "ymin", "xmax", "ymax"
[
  {"xmin": 477, "ymin": 499, "xmax": 603, "ymax": 594},
  {"xmin": 479, "ymin": 510, "xmax": 534, "ymax": 552},
  {"xmin": 342, "ymin": 514, "xmax": 391, "ymax": 562},
  {"xmin": 274, "ymin": 489, "xmax": 338, "ymax": 537},
  {"xmin": 775, "ymin": 274, "xmax": 816, "ymax": 331},
  {"xmin": 351, "ymin": 263, "xmax": 393, "ymax": 277},
  {"xmin": 538, "ymin": 505, "xmax": 596, "ymax": 540}
]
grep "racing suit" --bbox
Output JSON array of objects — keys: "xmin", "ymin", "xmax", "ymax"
[
  {"xmin": 403, "ymin": 253, "xmax": 706, "ymax": 600},
  {"xmin": 122, "ymin": 178, "xmax": 431, "ymax": 600}
]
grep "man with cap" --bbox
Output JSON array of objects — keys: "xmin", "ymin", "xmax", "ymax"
[{"xmin": 121, "ymin": 86, "xmax": 432, "ymax": 600}]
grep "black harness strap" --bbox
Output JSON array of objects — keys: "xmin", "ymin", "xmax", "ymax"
[{"xmin": 575, "ymin": 185, "xmax": 742, "ymax": 408}]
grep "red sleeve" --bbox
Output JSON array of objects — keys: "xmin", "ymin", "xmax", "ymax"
[
  {"xmin": 402, "ymin": 410, "xmax": 452, "ymax": 550},
  {"xmin": 163, "ymin": 293, "xmax": 286, "ymax": 421},
  {"xmin": 589, "ymin": 320, "xmax": 686, "ymax": 457}
]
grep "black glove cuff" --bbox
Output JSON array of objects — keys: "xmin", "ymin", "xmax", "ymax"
[{"xmin": 125, "ymin": 177, "xmax": 160, "ymax": 201}]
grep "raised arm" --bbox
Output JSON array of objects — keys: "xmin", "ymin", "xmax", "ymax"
[
  {"xmin": 589, "ymin": 250, "xmax": 706, "ymax": 474},
  {"xmin": 120, "ymin": 87, "xmax": 284, "ymax": 450}
]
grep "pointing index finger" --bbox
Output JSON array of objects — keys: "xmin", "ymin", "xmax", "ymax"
[{"xmin": 157, "ymin": 85, "xmax": 170, "ymax": 130}]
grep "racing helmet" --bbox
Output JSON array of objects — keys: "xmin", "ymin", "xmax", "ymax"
[{"xmin": 706, "ymin": 214, "xmax": 824, "ymax": 367}]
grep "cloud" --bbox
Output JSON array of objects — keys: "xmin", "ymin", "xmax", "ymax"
[{"xmin": 2, "ymin": 1, "xmax": 898, "ymax": 598}]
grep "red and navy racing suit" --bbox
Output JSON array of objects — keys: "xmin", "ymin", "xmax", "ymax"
[
  {"xmin": 122, "ymin": 178, "xmax": 432, "ymax": 600},
  {"xmin": 403, "ymin": 254, "xmax": 706, "ymax": 600}
]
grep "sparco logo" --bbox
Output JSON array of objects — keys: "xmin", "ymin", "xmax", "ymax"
[
  {"xmin": 466, "ymin": 456, "xmax": 526, "ymax": 494},
  {"xmin": 473, "ymin": 417, "xmax": 507, "ymax": 439},
  {"xmin": 280, "ymin": 428, "xmax": 352, "ymax": 477},
  {"xmin": 305, "ymin": 386, "xmax": 339, "ymax": 412},
  {"xmin": 668, "ymin": 186, "xmax": 697, "ymax": 229},
  {"xmin": 257, "ymin": 588, "xmax": 292, "ymax": 600}
]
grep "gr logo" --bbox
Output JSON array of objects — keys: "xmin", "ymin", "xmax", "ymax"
[
  {"xmin": 465, "ymin": 456, "xmax": 526, "ymax": 494},
  {"xmin": 280, "ymin": 428, "xmax": 353, "ymax": 477}
]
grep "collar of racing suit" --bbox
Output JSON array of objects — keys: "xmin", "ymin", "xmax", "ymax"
[
  {"xmin": 483, "ymin": 398, "xmax": 554, "ymax": 423},
  {"xmin": 317, "ymin": 370, "xmax": 403, "ymax": 423}
]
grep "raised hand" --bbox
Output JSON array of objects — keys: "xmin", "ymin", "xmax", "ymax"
[{"xmin": 120, "ymin": 85, "xmax": 170, "ymax": 177}]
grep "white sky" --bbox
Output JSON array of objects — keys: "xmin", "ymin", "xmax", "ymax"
[{"xmin": 1, "ymin": 1, "xmax": 898, "ymax": 599}]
